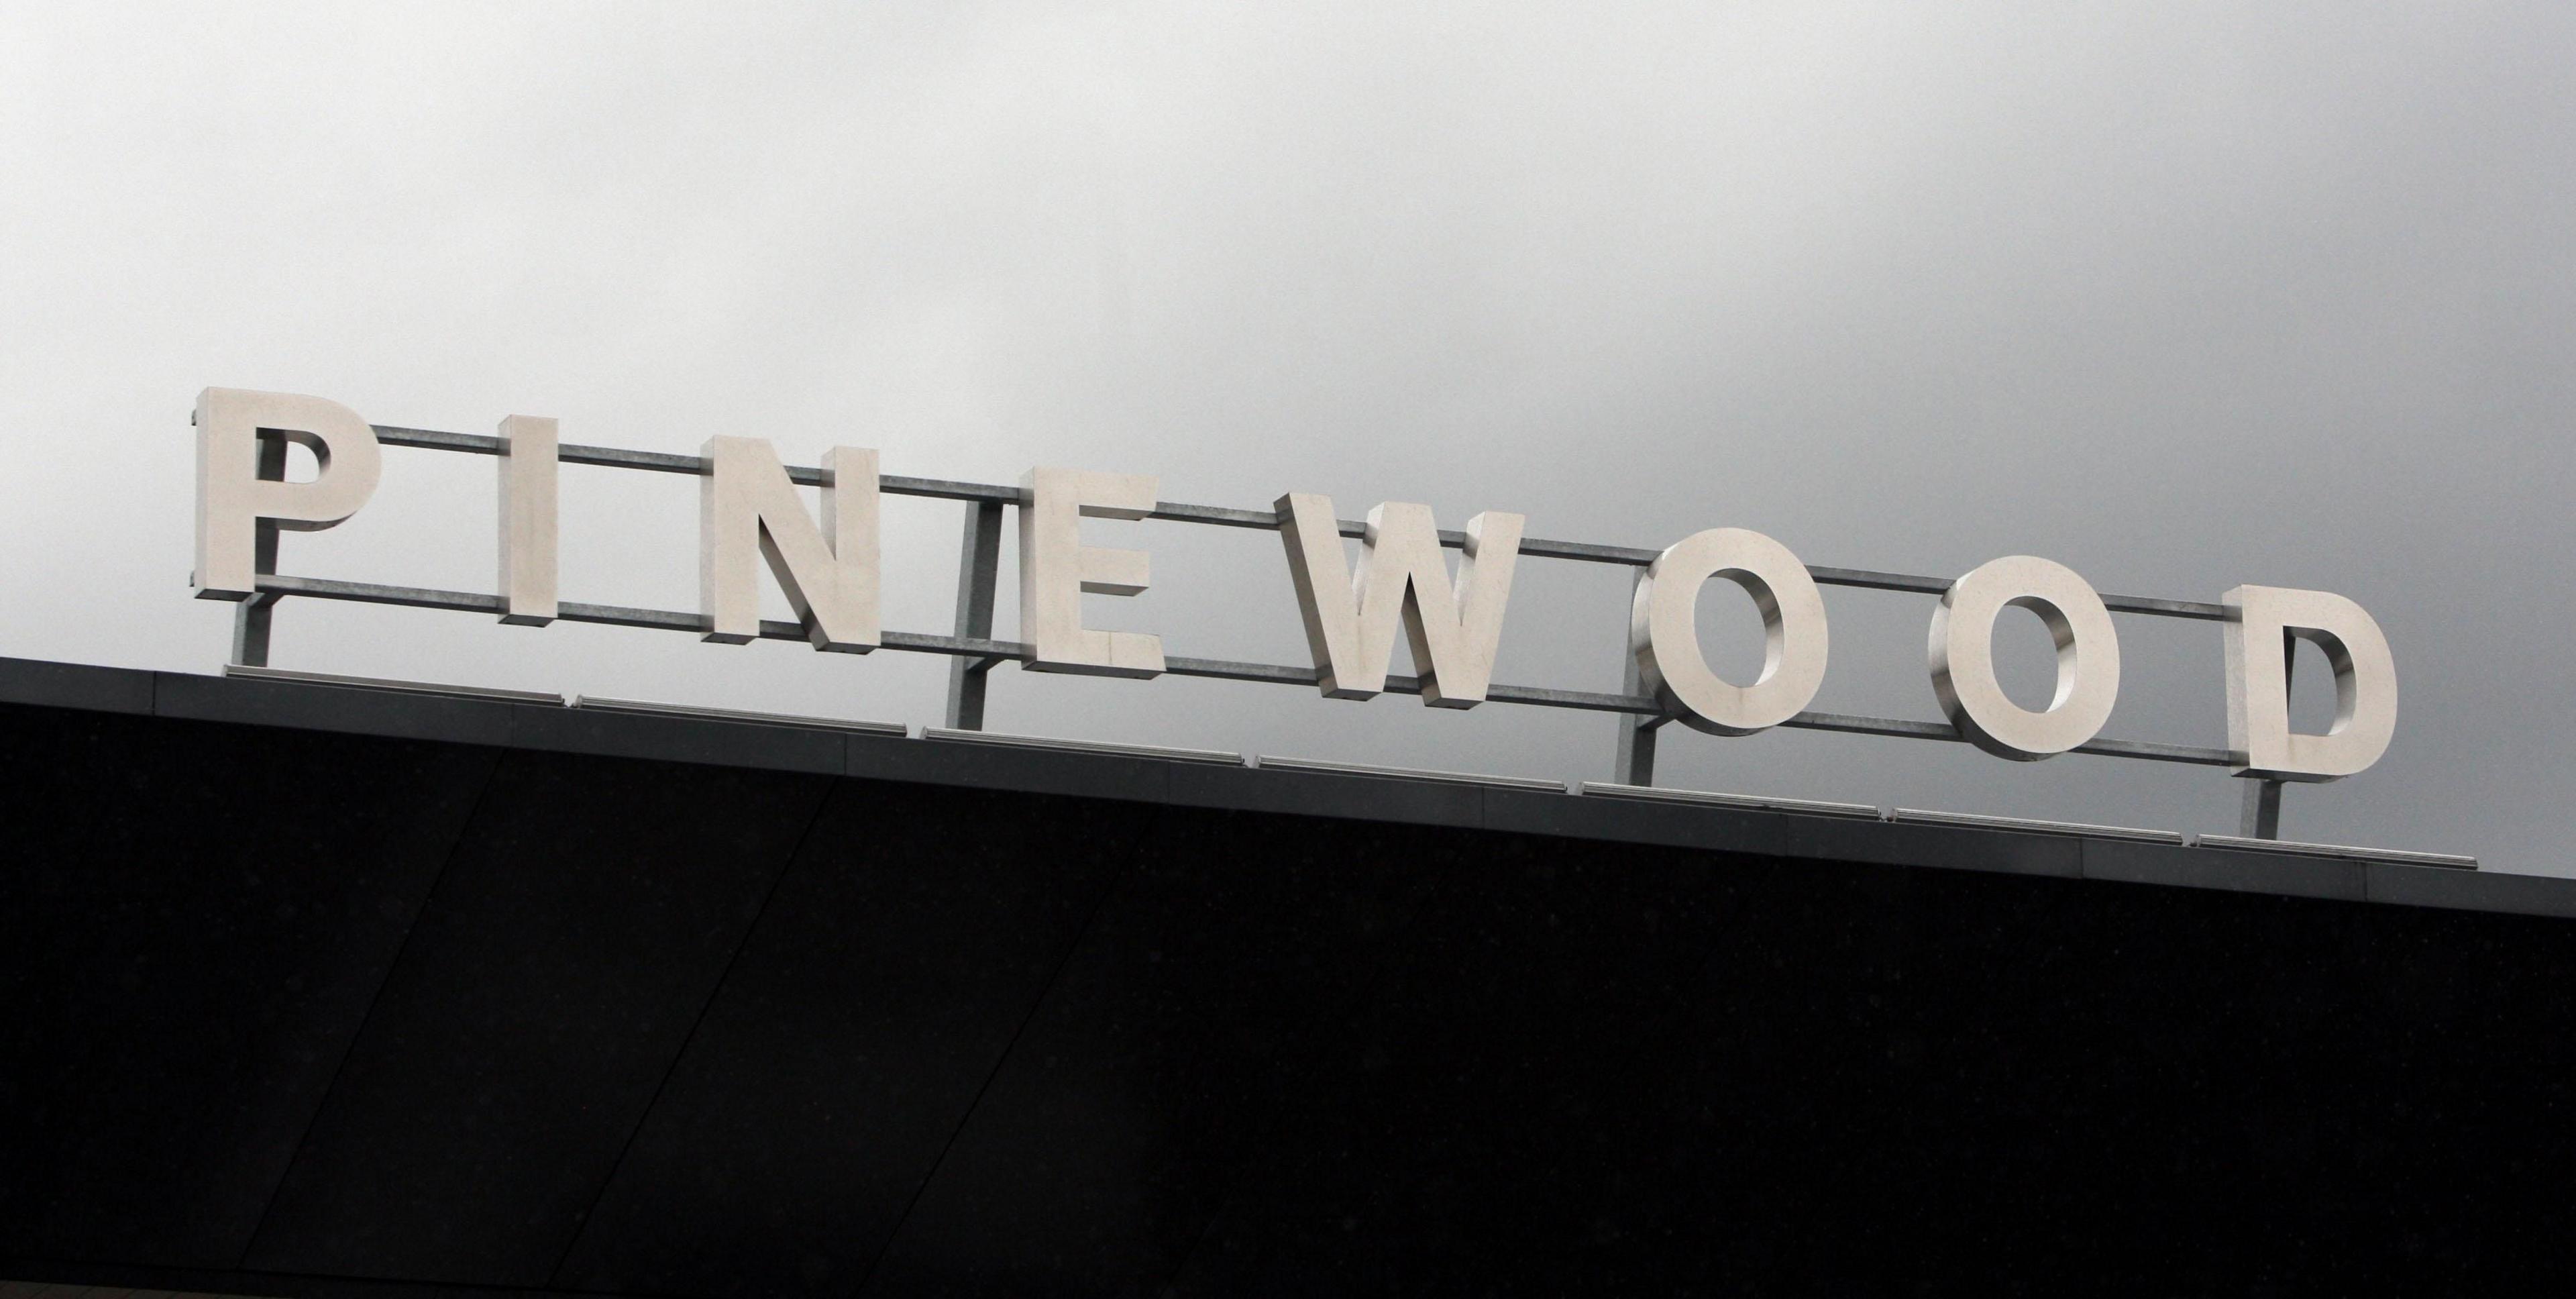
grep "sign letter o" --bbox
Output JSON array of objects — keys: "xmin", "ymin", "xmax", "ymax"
[
  {"xmin": 1631, "ymin": 527, "xmax": 1829, "ymax": 736},
  {"xmin": 1929, "ymin": 556, "xmax": 2120, "ymax": 761}
]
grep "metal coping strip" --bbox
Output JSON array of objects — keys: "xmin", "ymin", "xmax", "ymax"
[
  {"xmin": 2194, "ymin": 833, "xmax": 2477, "ymax": 870},
  {"xmin": 1255, "ymin": 755, "xmax": 1569, "ymax": 793},
  {"xmin": 370, "ymin": 425, "xmax": 2226, "ymax": 619},
  {"xmin": 223, "ymin": 662, "xmax": 568, "ymax": 707},
  {"xmin": 1889, "ymin": 807, "xmax": 2186, "ymax": 844},
  {"xmin": 572, "ymin": 694, "xmax": 907, "ymax": 737},
  {"xmin": 201, "ymin": 660, "xmax": 2470, "ymax": 862},
  {"xmin": 922, "ymin": 726, "xmax": 1244, "ymax": 766},
  {"xmin": 246, "ymin": 574, "xmax": 2231, "ymax": 768},
  {"xmin": 1580, "ymin": 781, "xmax": 1882, "ymax": 820}
]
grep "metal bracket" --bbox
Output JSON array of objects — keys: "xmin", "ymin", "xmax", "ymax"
[
  {"xmin": 229, "ymin": 432, "xmax": 289, "ymax": 668},
  {"xmin": 2233, "ymin": 630, "xmax": 2302, "ymax": 839},
  {"xmin": 1611, "ymin": 570, "xmax": 1660, "ymax": 785},
  {"xmin": 2239, "ymin": 778, "xmax": 2285, "ymax": 839},
  {"xmin": 943, "ymin": 499, "xmax": 1006, "ymax": 729}
]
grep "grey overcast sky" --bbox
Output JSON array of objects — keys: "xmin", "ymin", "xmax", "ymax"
[{"xmin": 1, "ymin": 4, "xmax": 2568, "ymax": 870}]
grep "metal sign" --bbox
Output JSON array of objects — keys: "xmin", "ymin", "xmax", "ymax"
[{"xmin": 190, "ymin": 387, "xmax": 2399, "ymax": 839}]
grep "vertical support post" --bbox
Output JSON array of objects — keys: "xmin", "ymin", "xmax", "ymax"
[
  {"xmin": 2239, "ymin": 778, "xmax": 2285, "ymax": 839},
  {"xmin": 2235, "ymin": 627, "xmax": 2294, "ymax": 838},
  {"xmin": 944, "ymin": 499, "xmax": 1006, "ymax": 729},
  {"xmin": 1612, "ymin": 570, "xmax": 1658, "ymax": 786},
  {"xmin": 228, "ymin": 431, "xmax": 289, "ymax": 667}
]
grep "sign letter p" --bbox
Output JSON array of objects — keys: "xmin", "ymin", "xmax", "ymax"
[{"xmin": 194, "ymin": 388, "xmax": 382, "ymax": 599}]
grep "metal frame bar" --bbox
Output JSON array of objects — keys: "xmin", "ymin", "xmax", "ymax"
[
  {"xmin": 241, "ymin": 427, "xmax": 2260, "ymax": 804},
  {"xmin": 251, "ymin": 572, "xmax": 2234, "ymax": 768},
  {"xmin": 371, "ymin": 425, "xmax": 2225, "ymax": 615}
]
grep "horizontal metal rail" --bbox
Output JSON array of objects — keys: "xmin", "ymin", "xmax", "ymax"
[
  {"xmin": 255, "ymin": 573, "xmax": 2235, "ymax": 767},
  {"xmin": 372, "ymin": 426, "xmax": 2229, "ymax": 620}
]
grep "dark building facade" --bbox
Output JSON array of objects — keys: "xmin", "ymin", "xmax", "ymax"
[{"xmin": 2, "ymin": 656, "xmax": 2571, "ymax": 1294}]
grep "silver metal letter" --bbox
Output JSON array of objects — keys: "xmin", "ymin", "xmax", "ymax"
[
  {"xmin": 2223, "ymin": 584, "xmax": 2396, "ymax": 782},
  {"xmin": 1275, "ymin": 494, "xmax": 1525, "ymax": 707},
  {"xmin": 1018, "ymin": 467, "xmax": 1165, "ymax": 678},
  {"xmin": 698, "ymin": 437, "xmax": 879, "ymax": 652},
  {"xmin": 496, "ymin": 414, "xmax": 557, "ymax": 626},
  {"xmin": 1631, "ymin": 527, "xmax": 1829, "ymax": 735},
  {"xmin": 1929, "ymin": 556, "xmax": 2121, "ymax": 761},
  {"xmin": 193, "ymin": 388, "xmax": 382, "ymax": 599}
]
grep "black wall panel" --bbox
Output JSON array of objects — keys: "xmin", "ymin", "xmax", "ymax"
[
  {"xmin": 0, "ymin": 706, "xmax": 496, "ymax": 1268},
  {"xmin": 239, "ymin": 750, "xmax": 832, "ymax": 1285},
  {"xmin": 1166, "ymin": 833, "xmax": 1770, "ymax": 1295},
  {"xmin": 555, "ymin": 781, "xmax": 1143, "ymax": 1298},
  {"xmin": 858, "ymin": 808, "xmax": 1447, "ymax": 1296},
  {"xmin": 5, "ymin": 675, "xmax": 2575, "ymax": 1296}
]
